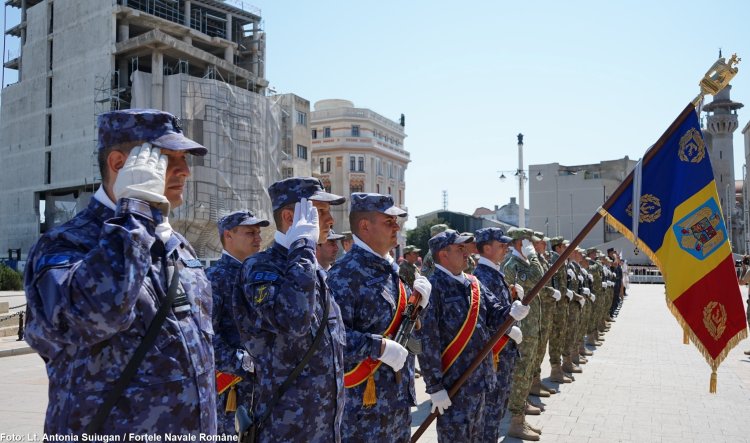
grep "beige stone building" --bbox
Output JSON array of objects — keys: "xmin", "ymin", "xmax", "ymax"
[
  {"xmin": 276, "ymin": 93, "xmax": 313, "ymax": 178},
  {"xmin": 310, "ymin": 99, "xmax": 410, "ymax": 249}
]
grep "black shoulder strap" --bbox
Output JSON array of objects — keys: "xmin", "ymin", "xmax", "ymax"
[
  {"xmin": 255, "ymin": 290, "xmax": 331, "ymax": 433},
  {"xmin": 85, "ymin": 262, "xmax": 182, "ymax": 433}
]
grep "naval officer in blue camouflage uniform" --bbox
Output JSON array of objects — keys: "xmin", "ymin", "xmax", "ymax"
[
  {"xmin": 24, "ymin": 109, "xmax": 216, "ymax": 434},
  {"xmin": 206, "ymin": 210, "xmax": 269, "ymax": 435},
  {"xmin": 472, "ymin": 228, "xmax": 524, "ymax": 443},
  {"xmin": 418, "ymin": 230, "xmax": 529, "ymax": 443},
  {"xmin": 233, "ymin": 177, "xmax": 347, "ymax": 442},
  {"xmin": 327, "ymin": 193, "xmax": 431, "ymax": 443}
]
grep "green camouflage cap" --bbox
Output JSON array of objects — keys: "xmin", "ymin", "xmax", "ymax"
[
  {"xmin": 533, "ymin": 231, "xmax": 549, "ymax": 242},
  {"xmin": 549, "ymin": 236, "xmax": 565, "ymax": 247},
  {"xmin": 507, "ymin": 227, "xmax": 528, "ymax": 241},
  {"xmin": 430, "ymin": 223, "xmax": 449, "ymax": 236},
  {"xmin": 404, "ymin": 245, "xmax": 421, "ymax": 254}
]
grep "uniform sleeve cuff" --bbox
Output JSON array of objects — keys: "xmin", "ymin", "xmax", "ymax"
[
  {"xmin": 115, "ymin": 198, "xmax": 164, "ymax": 225},
  {"xmin": 369, "ymin": 334, "xmax": 384, "ymax": 360},
  {"xmin": 288, "ymin": 237, "xmax": 317, "ymax": 253}
]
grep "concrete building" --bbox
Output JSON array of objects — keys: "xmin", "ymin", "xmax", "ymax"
[
  {"xmin": 703, "ymin": 85, "xmax": 743, "ymax": 253},
  {"xmin": 528, "ymin": 157, "xmax": 636, "ymax": 247},
  {"xmin": 310, "ymin": 99, "xmax": 410, "ymax": 247},
  {"xmin": 0, "ymin": 0, "xmax": 282, "ymax": 259},
  {"xmin": 416, "ymin": 210, "xmax": 512, "ymax": 234},
  {"xmin": 276, "ymin": 93, "xmax": 313, "ymax": 179},
  {"xmin": 742, "ymin": 121, "xmax": 750, "ymax": 255},
  {"xmin": 474, "ymin": 197, "xmax": 528, "ymax": 227}
]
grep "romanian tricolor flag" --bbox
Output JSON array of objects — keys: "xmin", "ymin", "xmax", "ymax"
[{"xmin": 599, "ymin": 103, "xmax": 747, "ymax": 392}]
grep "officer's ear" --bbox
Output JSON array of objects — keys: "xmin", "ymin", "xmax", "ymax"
[{"xmin": 107, "ymin": 150, "xmax": 129, "ymax": 175}]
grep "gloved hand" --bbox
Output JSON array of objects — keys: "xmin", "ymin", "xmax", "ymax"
[
  {"xmin": 550, "ymin": 289, "xmax": 561, "ymax": 302},
  {"xmin": 588, "ymin": 273, "xmax": 594, "ymax": 282},
  {"xmin": 379, "ymin": 339, "xmax": 408, "ymax": 372},
  {"xmin": 521, "ymin": 239, "xmax": 536, "ymax": 257},
  {"xmin": 578, "ymin": 297, "xmax": 586, "ymax": 307},
  {"xmin": 513, "ymin": 284, "xmax": 524, "ymax": 299},
  {"xmin": 508, "ymin": 325, "xmax": 523, "ymax": 344},
  {"xmin": 430, "ymin": 390, "xmax": 452, "ymax": 415},
  {"xmin": 566, "ymin": 289, "xmax": 574, "ymax": 300},
  {"xmin": 510, "ymin": 300, "xmax": 529, "ymax": 321},
  {"xmin": 583, "ymin": 287, "xmax": 591, "ymax": 296},
  {"xmin": 155, "ymin": 219, "xmax": 173, "ymax": 243},
  {"xmin": 413, "ymin": 276, "xmax": 432, "ymax": 309},
  {"xmin": 567, "ymin": 269, "xmax": 575, "ymax": 279},
  {"xmin": 113, "ymin": 143, "xmax": 170, "ymax": 214},
  {"xmin": 590, "ymin": 292, "xmax": 596, "ymax": 302},
  {"xmin": 283, "ymin": 198, "xmax": 320, "ymax": 247},
  {"xmin": 577, "ymin": 274, "xmax": 584, "ymax": 282}
]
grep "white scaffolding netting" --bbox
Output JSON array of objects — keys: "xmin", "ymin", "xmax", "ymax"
[{"xmin": 132, "ymin": 71, "xmax": 281, "ymax": 258}]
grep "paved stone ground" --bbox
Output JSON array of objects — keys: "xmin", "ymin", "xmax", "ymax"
[{"xmin": 1, "ymin": 284, "xmax": 749, "ymax": 442}]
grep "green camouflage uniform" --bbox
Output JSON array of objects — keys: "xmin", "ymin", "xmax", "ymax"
[
  {"xmin": 504, "ymin": 252, "xmax": 543, "ymax": 416},
  {"xmin": 547, "ymin": 250, "xmax": 570, "ymax": 366},
  {"xmin": 586, "ymin": 259, "xmax": 604, "ymax": 338},
  {"xmin": 533, "ymin": 253, "xmax": 558, "ymax": 378},
  {"xmin": 399, "ymin": 260, "xmax": 419, "ymax": 289},
  {"xmin": 564, "ymin": 261, "xmax": 584, "ymax": 357}
]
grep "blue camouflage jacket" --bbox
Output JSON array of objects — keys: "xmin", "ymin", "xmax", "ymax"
[
  {"xmin": 473, "ymin": 263, "xmax": 519, "ymax": 359},
  {"xmin": 233, "ymin": 239, "xmax": 345, "ymax": 443},
  {"xmin": 24, "ymin": 197, "xmax": 216, "ymax": 434},
  {"xmin": 327, "ymin": 244, "xmax": 417, "ymax": 410},
  {"xmin": 206, "ymin": 253, "xmax": 253, "ymax": 435},
  {"xmin": 418, "ymin": 268, "xmax": 511, "ymax": 396}
]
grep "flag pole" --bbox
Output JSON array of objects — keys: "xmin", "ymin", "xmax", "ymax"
[{"xmin": 411, "ymin": 93, "xmax": 721, "ymax": 442}]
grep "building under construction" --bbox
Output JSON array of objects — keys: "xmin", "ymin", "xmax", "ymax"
[{"xmin": 1, "ymin": 0, "xmax": 282, "ymax": 260}]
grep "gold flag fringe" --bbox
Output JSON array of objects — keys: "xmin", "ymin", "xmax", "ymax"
[
  {"xmin": 683, "ymin": 326, "xmax": 690, "ymax": 345},
  {"xmin": 600, "ymin": 208, "xmax": 749, "ymax": 393}
]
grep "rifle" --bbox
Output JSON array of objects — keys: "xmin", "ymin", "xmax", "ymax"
[{"xmin": 392, "ymin": 288, "xmax": 424, "ymax": 384}]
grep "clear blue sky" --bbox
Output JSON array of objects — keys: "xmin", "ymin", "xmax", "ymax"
[{"xmin": 3, "ymin": 1, "xmax": 750, "ymax": 229}]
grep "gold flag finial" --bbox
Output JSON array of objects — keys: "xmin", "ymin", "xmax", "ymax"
[{"xmin": 693, "ymin": 53, "xmax": 741, "ymax": 105}]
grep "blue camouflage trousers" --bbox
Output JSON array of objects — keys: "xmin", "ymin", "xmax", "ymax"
[
  {"xmin": 342, "ymin": 404, "xmax": 410, "ymax": 443},
  {"xmin": 482, "ymin": 349, "xmax": 517, "ymax": 443},
  {"xmin": 437, "ymin": 390, "xmax": 486, "ymax": 443}
]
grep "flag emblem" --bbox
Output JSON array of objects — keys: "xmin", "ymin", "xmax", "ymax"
[
  {"xmin": 702, "ymin": 301, "xmax": 727, "ymax": 341},
  {"xmin": 674, "ymin": 199, "xmax": 725, "ymax": 258},
  {"xmin": 625, "ymin": 194, "xmax": 662, "ymax": 223},
  {"xmin": 678, "ymin": 128, "xmax": 706, "ymax": 163}
]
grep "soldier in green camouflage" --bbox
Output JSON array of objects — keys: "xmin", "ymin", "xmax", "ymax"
[
  {"xmin": 585, "ymin": 249, "xmax": 605, "ymax": 348},
  {"xmin": 503, "ymin": 228, "xmax": 545, "ymax": 441},
  {"xmin": 399, "ymin": 245, "xmax": 421, "ymax": 289},
  {"xmin": 574, "ymin": 248, "xmax": 594, "ymax": 362},
  {"xmin": 547, "ymin": 237, "xmax": 573, "ymax": 383},
  {"xmin": 562, "ymin": 247, "xmax": 585, "ymax": 375},
  {"xmin": 529, "ymin": 231, "xmax": 561, "ymax": 398},
  {"xmin": 421, "ymin": 224, "xmax": 449, "ymax": 277},
  {"xmin": 462, "ymin": 232, "xmax": 478, "ymax": 274}
]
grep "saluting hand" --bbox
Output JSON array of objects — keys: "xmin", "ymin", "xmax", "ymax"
[{"xmin": 113, "ymin": 143, "xmax": 170, "ymax": 214}]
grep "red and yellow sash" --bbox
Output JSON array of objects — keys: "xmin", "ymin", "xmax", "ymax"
[
  {"xmin": 344, "ymin": 280, "xmax": 408, "ymax": 388},
  {"xmin": 441, "ymin": 275, "xmax": 481, "ymax": 373},
  {"xmin": 215, "ymin": 370, "xmax": 242, "ymax": 413}
]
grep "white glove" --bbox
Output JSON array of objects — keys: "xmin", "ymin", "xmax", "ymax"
[
  {"xmin": 379, "ymin": 339, "xmax": 408, "ymax": 372},
  {"xmin": 567, "ymin": 269, "xmax": 575, "ymax": 279},
  {"xmin": 413, "ymin": 276, "xmax": 432, "ymax": 309},
  {"xmin": 578, "ymin": 297, "xmax": 585, "ymax": 307},
  {"xmin": 550, "ymin": 289, "xmax": 561, "ymax": 302},
  {"xmin": 513, "ymin": 284, "xmax": 524, "ymax": 299},
  {"xmin": 510, "ymin": 300, "xmax": 529, "ymax": 321},
  {"xmin": 521, "ymin": 239, "xmax": 536, "ymax": 257},
  {"xmin": 283, "ymin": 198, "xmax": 320, "ymax": 247},
  {"xmin": 113, "ymin": 143, "xmax": 170, "ymax": 213},
  {"xmin": 155, "ymin": 219, "xmax": 173, "ymax": 243},
  {"xmin": 577, "ymin": 274, "xmax": 584, "ymax": 282},
  {"xmin": 430, "ymin": 390, "xmax": 452, "ymax": 415},
  {"xmin": 590, "ymin": 292, "xmax": 596, "ymax": 302},
  {"xmin": 508, "ymin": 325, "xmax": 523, "ymax": 344},
  {"xmin": 566, "ymin": 289, "xmax": 574, "ymax": 300},
  {"xmin": 583, "ymin": 287, "xmax": 591, "ymax": 296},
  {"xmin": 588, "ymin": 273, "xmax": 594, "ymax": 282}
]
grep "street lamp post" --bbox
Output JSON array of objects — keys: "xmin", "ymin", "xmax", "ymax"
[{"xmin": 517, "ymin": 134, "xmax": 525, "ymax": 228}]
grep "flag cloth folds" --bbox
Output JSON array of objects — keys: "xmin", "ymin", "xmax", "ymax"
[{"xmin": 599, "ymin": 105, "xmax": 747, "ymax": 392}]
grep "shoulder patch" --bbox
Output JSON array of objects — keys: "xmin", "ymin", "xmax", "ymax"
[
  {"xmin": 366, "ymin": 275, "xmax": 387, "ymax": 286},
  {"xmin": 251, "ymin": 271, "xmax": 279, "ymax": 283},
  {"xmin": 35, "ymin": 254, "xmax": 74, "ymax": 273},
  {"xmin": 181, "ymin": 258, "xmax": 203, "ymax": 268},
  {"xmin": 254, "ymin": 284, "xmax": 274, "ymax": 304}
]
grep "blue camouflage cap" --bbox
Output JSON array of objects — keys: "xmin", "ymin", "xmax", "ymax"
[
  {"xmin": 97, "ymin": 109, "xmax": 207, "ymax": 155},
  {"xmin": 474, "ymin": 227, "xmax": 511, "ymax": 244},
  {"xmin": 428, "ymin": 229, "xmax": 475, "ymax": 255},
  {"xmin": 217, "ymin": 210, "xmax": 270, "ymax": 236},
  {"xmin": 349, "ymin": 193, "xmax": 407, "ymax": 217},
  {"xmin": 268, "ymin": 177, "xmax": 346, "ymax": 211}
]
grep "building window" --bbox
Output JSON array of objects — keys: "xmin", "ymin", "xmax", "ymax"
[
  {"xmin": 48, "ymin": 40, "xmax": 53, "ymax": 71},
  {"xmin": 388, "ymin": 186, "xmax": 391, "ymax": 195},
  {"xmin": 376, "ymin": 158, "xmax": 382, "ymax": 176},
  {"xmin": 44, "ymin": 151, "xmax": 51, "ymax": 184},
  {"xmin": 399, "ymin": 190, "xmax": 402, "ymax": 205},
  {"xmin": 320, "ymin": 158, "xmax": 325, "ymax": 174},
  {"xmin": 47, "ymin": 77, "xmax": 53, "ymax": 108},
  {"xmin": 297, "ymin": 144, "xmax": 308, "ymax": 160},
  {"xmin": 326, "ymin": 157, "xmax": 331, "ymax": 172},
  {"xmin": 324, "ymin": 127, "xmax": 331, "ymax": 138},
  {"xmin": 387, "ymin": 162, "xmax": 393, "ymax": 178},
  {"xmin": 350, "ymin": 156, "xmax": 356, "ymax": 171},
  {"xmin": 376, "ymin": 184, "xmax": 380, "ymax": 193},
  {"xmin": 312, "ymin": 129, "xmax": 317, "ymax": 139},
  {"xmin": 351, "ymin": 125, "xmax": 360, "ymax": 137},
  {"xmin": 296, "ymin": 111, "xmax": 307, "ymax": 127},
  {"xmin": 46, "ymin": 114, "xmax": 52, "ymax": 146},
  {"xmin": 282, "ymin": 167, "xmax": 294, "ymax": 178},
  {"xmin": 358, "ymin": 156, "xmax": 364, "ymax": 172},
  {"xmin": 351, "ymin": 182, "xmax": 364, "ymax": 193}
]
